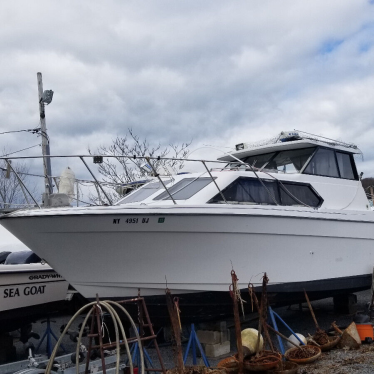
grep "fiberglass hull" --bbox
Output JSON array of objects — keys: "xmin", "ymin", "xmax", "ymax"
[
  {"xmin": 1, "ymin": 205, "xmax": 373, "ymax": 309},
  {"xmin": 0, "ymin": 263, "xmax": 69, "ymax": 333}
]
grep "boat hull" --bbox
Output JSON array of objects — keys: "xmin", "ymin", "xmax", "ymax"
[
  {"xmin": 1, "ymin": 206, "xmax": 374, "ymax": 322},
  {"xmin": 0, "ymin": 264, "xmax": 70, "ymax": 332}
]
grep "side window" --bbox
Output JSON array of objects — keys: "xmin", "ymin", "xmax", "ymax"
[
  {"xmin": 336, "ymin": 152, "xmax": 356, "ymax": 180},
  {"xmin": 209, "ymin": 177, "xmax": 280, "ymax": 205},
  {"xmin": 154, "ymin": 178, "xmax": 213, "ymax": 200},
  {"xmin": 279, "ymin": 182, "xmax": 322, "ymax": 207},
  {"xmin": 118, "ymin": 180, "xmax": 170, "ymax": 204},
  {"xmin": 303, "ymin": 148, "xmax": 339, "ymax": 178},
  {"xmin": 209, "ymin": 177, "xmax": 322, "ymax": 208}
]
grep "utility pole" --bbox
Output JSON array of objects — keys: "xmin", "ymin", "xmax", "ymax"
[{"xmin": 37, "ymin": 72, "xmax": 53, "ymax": 198}]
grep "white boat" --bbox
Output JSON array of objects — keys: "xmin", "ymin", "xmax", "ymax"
[
  {"xmin": 1, "ymin": 131, "xmax": 373, "ymax": 320},
  {"xmin": 0, "ymin": 251, "xmax": 70, "ymax": 333}
]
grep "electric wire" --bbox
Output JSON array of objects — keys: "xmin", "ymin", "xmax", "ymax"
[
  {"xmin": 2, "ymin": 144, "xmax": 41, "ymax": 157},
  {"xmin": 0, "ymin": 128, "xmax": 41, "ymax": 135}
]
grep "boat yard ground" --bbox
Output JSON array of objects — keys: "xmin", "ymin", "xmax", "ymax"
[{"xmin": 5, "ymin": 289, "xmax": 374, "ymax": 373}]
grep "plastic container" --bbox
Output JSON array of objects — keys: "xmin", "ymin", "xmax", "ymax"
[{"xmin": 356, "ymin": 324, "xmax": 374, "ymax": 342}]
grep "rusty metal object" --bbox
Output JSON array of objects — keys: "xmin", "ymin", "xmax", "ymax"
[
  {"xmin": 217, "ymin": 355, "xmax": 239, "ymax": 372},
  {"xmin": 331, "ymin": 321, "xmax": 343, "ymax": 335},
  {"xmin": 266, "ymin": 325, "xmax": 302, "ymax": 350},
  {"xmin": 260, "ymin": 274, "xmax": 274, "ymax": 352},
  {"xmin": 116, "ymin": 296, "xmax": 166, "ymax": 373},
  {"xmin": 230, "ymin": 270, "xmax": 244, "ymax": 374},
  {"xmin": 244, "ymin": 350, "xmax": 281, "ymax": 372},
  {"xmin": 81, "ymin": 294, "xmax": 166, "ymax": 374},
  {"xmin": 285, "ymin": 345, "xmax": 321, "ymax": 363},
  {"xmin": 307, "ymin": 334, "xmax": 320, "ymax": 347},
  {"xmin": 303, "ymin": 289, "xmax": 320, "ymax": 330},
  {"xmin": 166, "ymin": 288, "xmax": 184, "ymax": 373},
  {"xmin": 304, "ymin": 289, "xmax": 329, "ymax": 345},
  {"xmin": 248, "ymin": 278, "xmax": 274, "ymax": 353},
  {"xmin": 313, "ymin": 329, "xmax": 329, "ymax": 345},
  {"xmin": 310, "ymin": 336, "xmax": 340, "ymax": 352}
]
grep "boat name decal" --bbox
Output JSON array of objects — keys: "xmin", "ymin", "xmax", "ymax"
[
  {"xmin": 29, "ymin": 273, "xmax": 62, "ymax": 280},
  {"xmin": 4, "ymin": 285, "xmax": 46, "ymax": 298}
]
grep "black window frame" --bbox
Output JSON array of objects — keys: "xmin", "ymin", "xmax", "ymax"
[
  {"xmin": 302, "ymin": 146, "xmax": 359, "ymax": 181},
  {"xmin": 208, "ymin": 176, "xmax": 323, "ymax": 208}
]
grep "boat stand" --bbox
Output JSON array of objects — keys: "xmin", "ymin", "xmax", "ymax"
[
  {"xmin": 268, "ymin": 307, "xmax": 305, "ymax": 355},
  {"xmin": 129, "ymin": 339, "xmax": 155, "ymax": 373},
  {"xmin": 183, "ymin": 324, "xmax": 210, "ymax": 367},
  {"xmin": 35, "ymin": 316, "xmax": 67, "ymax": 358}
]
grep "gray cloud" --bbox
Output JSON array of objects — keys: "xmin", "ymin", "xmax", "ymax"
[{"xmin": 0, "ymin": 0, "xmax": 374, "ymax": 182}]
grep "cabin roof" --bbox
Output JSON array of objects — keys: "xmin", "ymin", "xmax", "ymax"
[{"xmin": 218, "ymin": 139, "xmax": 361, "ymax": 162}]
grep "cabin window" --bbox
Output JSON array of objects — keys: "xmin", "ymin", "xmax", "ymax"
[
  {"xmin": 209, "ymin": 178, "xmax": 280, "ymax": 205},
  {"xmin": 271, "ymin": 148, "xmax": 316, "ymax": 173},
  {"xmin": 119, "ymin": 180, "xmax": 170, "ymax": 204},
  {"xmin": 240, "ymin": 152, "xmax": 276, "ymax": 170},
  {"xmin": 208, "ymin": 177, "xmax": 322, "ymax": 208},
  {"xmin": 336, "ymin": 152, "xmax": 356, "ymax": 180},
  {"xmin": 154, "ymin": 177, "xmax": 214, "ymax": 200},
  {"xmin": 303, "ymin": 148, "xmax": 339, "ymax": 178},
  {"xmin": 279, "ymin": 182, "xmax": 321, "ymax": 207}
]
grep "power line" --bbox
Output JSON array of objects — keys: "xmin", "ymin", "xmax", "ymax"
[
  {"xmin": 0, "ymin": 128, "xmax": 41, "ymax": 136},
  {"xmin": 2, "ymin": 144, "xmax": 41, "ymax": 157}
]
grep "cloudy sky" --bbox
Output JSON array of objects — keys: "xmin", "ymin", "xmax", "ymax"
[{"xmin": 1, "ymin": 0, "xmax": 374, "ymax": 249}]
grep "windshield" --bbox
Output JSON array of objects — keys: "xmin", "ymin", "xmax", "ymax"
[{"xmin": 234, "ymin": 147, "xmax": 316, "ymax": 174}]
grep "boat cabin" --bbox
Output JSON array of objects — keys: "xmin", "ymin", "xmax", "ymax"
[{"xmin": 116, "ymin": 132, "xmax": 368, "ymax": 211}]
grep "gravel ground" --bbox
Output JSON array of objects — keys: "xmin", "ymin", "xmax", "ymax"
[{"xmin": 9, "ymin": 289, "xmax": 374, "ymax": 373}]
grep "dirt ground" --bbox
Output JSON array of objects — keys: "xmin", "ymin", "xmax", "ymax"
[{"xmin": 296, "ymin": 345, "xmax": 374, "ymax": 374}]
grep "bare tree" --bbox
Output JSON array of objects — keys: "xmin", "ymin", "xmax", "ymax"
[
  {"xmin": 0, "ymin": 157, "xmax": 36, "ymax": 210},
  {"xmin": 88, "ymin": 129, "xmax": 191, "ymax": 204}
]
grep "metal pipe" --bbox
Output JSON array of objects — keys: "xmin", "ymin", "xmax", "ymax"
[
  {"xmin": 79, "ymin": 156, "xmax": 112, "ymax": 205},
  {"xmin": 145, "ymin": 157, "xmax": 177, "ymax": 205},
  {"xmin": 0, "ymin": 154, "xmax": 232, "ymax": 165},
  {"xmin": 231, "ymin": 271, "xmax": 243, "ymax": 374},
  {"xmin": 4, "ymin": 159, "xmax": 40, "ymax": 208},
  {"xmin": 202, "ymin": 161, "xmax": 227, "ymax": 203}
]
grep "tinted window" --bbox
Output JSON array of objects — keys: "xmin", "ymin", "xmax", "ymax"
[
  {"xmin": 209, "ymin": 178, "xmax": 280, "ymax": 205},
  {"xmin": 272, "ymin": 148, "xmax": 315, "ymax": 173},
  {"xmin": 119, "ymin": 181, "xmax": 169, "ymax": 204},
  {"xmin": 241, "ymin": 152, "xmax": 276, "ymax": 170},
  {"xmin": 304, "ymin": 148, "xmax": 339, "ymax": 178},
  {"xmin": 238, "ymin": 148, "xmax": 315, "ymax": 173},
  {"xmin": 154, "ymin": 178, "xmax": 213, "ymax": 200},
  {"xmin": 209, "ymin": 177, "xmax": 322, "ymax": 208},
  {"xmin": 336, "ymin": 152, "xmax": 355, "ymax": 180},
  {"xmin": 279, "ymin": 182, "xmax": 321, "ymax": 207}
]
